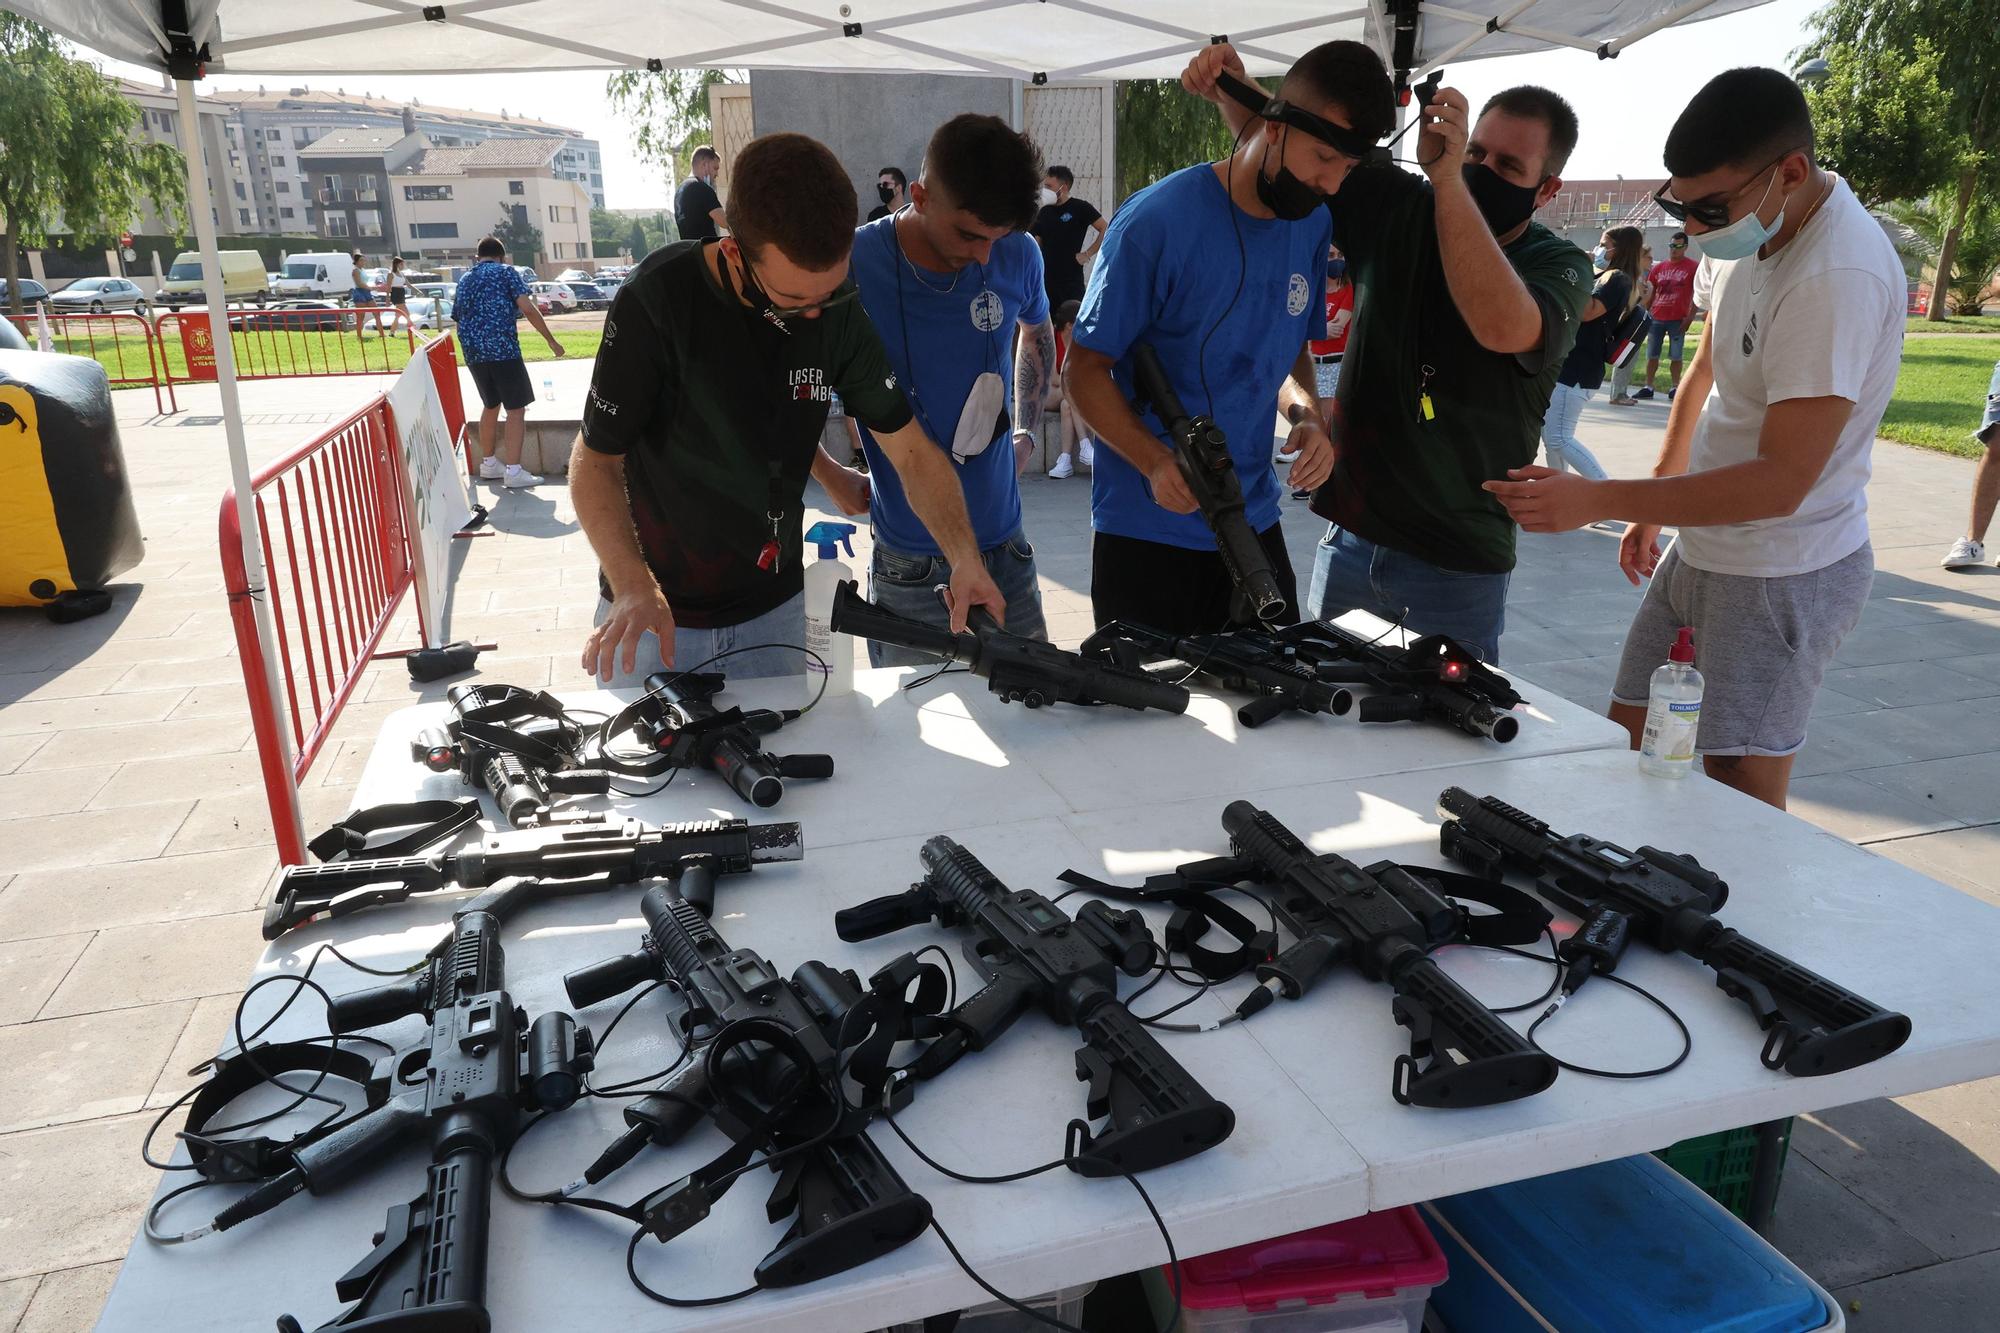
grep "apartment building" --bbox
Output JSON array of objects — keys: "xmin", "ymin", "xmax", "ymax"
[
  {"xmin": 394, "ymin": 139, "xmax": 593, "ymax": 268},
  {"xmin": 120, "ymin": 78, "xmax": 256, "ymax": 236},
  {"xmin": 297, "ymin": 126, "xmax": 427, "ymax": 247}
]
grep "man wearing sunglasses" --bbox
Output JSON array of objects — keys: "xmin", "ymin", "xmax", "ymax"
[
  {"xmin": 1069, "ymin": 40, "xmax": 1395, "ymax": 635},
  {"xmin": 1485, "ymin": 68, "xmax": 1905, "ymax": 809},
  {"xmin": 573, "ymin": 132, "xmax": 1002, "ymax": 686},
  {"xmin": 1186, "ymin": 44, "xmax": 1593, "ymax": 664},
  {"xmin": 1635, "ymin": 232, "xmax": 1698, "ymax": 401}
]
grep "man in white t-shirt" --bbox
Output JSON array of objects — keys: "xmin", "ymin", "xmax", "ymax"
[{"xmin": 1482, "ymin": 68, "xmax": 1903, "ymax": 808}]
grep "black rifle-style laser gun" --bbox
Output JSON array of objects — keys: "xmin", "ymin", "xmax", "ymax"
[
  {"xmin": 411, "ymin": 682, "xmax": 610, "ymax": 827},
  {"xmin": 830, "ymin": 580, "xmax": 1189, "ymax": 714},
  {"xmin": 1281, "ymin": 621, "xmax": 1522, "ymax": 742},
  {"xmin": 632, "ymin": 670, "xmax": 833, "ymax": 808},
  {"xmin": 1083, "ymin": 621, "xmax": 1353, "ymax": 729},
  {"xmin": 836, "ymin": 836, "xmax": 1235, "ymax": 1175},
  {"xmin": 1435, "ymin": 787, "xmax": 1913, "ymax": 1076}
]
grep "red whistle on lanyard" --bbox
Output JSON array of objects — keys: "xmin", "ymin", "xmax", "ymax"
[{"xmin": 757, "ymin": 539, "xmax": 782, "ymax": 573}]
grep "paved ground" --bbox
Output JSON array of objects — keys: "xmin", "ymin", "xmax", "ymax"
[{"xmin": 2, "ymin": 361, "xmax": 1997, "ymax": 1329}]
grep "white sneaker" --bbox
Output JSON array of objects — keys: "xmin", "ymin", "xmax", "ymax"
[
  {"xmin": 1077, "ymin": 438, "xmax": 1095, "ymax": 468},
  {"xmin": 478, "ymin": 456, "xmax": 504, "ymax": 481},
  {"xmin": 1941, "ymin": 537, "xmax": 1987, "ymax": 570},
  {"xmin": 1047, "ymin": 454, "xmax": 1074, "ymax": 479},
  {"xmin": 503, "ymin": 465, "xmax": 541, "ymax": 489}
]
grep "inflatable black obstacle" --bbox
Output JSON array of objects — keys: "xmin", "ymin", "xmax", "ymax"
[{"xmin": 0, "ymin": 351, "xmax": 144, "ymax": 621}]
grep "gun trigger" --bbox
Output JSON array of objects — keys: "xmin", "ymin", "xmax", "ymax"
[{"xmin": 1075, "ymin": 1044, "xmax": 1115, "ymax": 1121}]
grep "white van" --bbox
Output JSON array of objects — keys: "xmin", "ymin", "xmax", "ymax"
[
  {"xmin": 158, "ymin": 249, "xmax": 270, "ymax": 309},
  {"xmin": 275, "ymin": 252, "xmax": 363, "ymax": 301}
]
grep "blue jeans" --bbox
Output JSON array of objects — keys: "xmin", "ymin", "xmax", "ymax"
[
  {"xmin": 1540, "ymin": 381, "xmax": 1608, "ymax": 479},
  {"xmin": 590, "ymin": 592, "xmax": 806, "ymax": 689},
  {"xmin": 867, "ymin": 529, "xmax": 1047, "ymax": 668},
  {"xmin": 1646, "ymin": 317, "xmax": 1688, "ymax": 360},
  {"xmin": 1305, "ymin": 525, "xmax": 1510, "ymax": 663}
]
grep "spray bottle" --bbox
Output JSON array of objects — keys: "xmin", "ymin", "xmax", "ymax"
[
  {"xmin": 1638, "ymin": 627, "xmax": 1703, "ymax": 778},
  {"xmin": 803, "ymin": 521, "xmax": 858, "ymax": 702}
]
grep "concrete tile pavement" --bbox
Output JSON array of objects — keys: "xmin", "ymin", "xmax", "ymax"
[{"xmin": 1, "ymin": 374, "xmax": 1998, "ymax": 1323}]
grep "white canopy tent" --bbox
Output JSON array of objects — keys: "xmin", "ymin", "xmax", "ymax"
[{"xmin": 11, "ymin": 0, "xmax": 1772, "ymax": 838}]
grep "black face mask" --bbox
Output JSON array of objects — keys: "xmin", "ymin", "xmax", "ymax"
[
  {"xmin": 1462, "ymin": 163, "xmax": 1543, "ymax": 235},
  {"xmin": 877, "ymin": 183, "xmax": 896, "ymax": 204},
  {"xmin": 1255, "ymin": 131, "xmax": 1326, "ymax": 222}
]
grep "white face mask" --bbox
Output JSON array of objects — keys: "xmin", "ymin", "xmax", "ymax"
[{"xmin": 1038, "ymin": 187, "xmax": 1059, "ymax": 207}]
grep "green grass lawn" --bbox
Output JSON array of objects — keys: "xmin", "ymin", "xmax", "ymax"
[
  {"xmin": 1908, "ymin": 313, "xmax": 2000, "ymax": 335},
  {"xmin": 1878, "ymin": 336, "xmax": 1998, "ymax": 457},
  {"xmin": 32, "ymin": 323, "xmax": 603, "ymax": 385}
]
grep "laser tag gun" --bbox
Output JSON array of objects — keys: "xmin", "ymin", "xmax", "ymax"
[
  {"xmin": 1435, "ymin": 788, "xmax": 1914, "ymax": 1076},
  {"xmin": 1128, "ymin": 341, "xmax": 1285, "ymax": 624},
  {"xmin": 263, "ymin": 815, "xmax": 804, "ymax": 939},
  {"xmin": 196, "ymin": 889, "xmax": 593, "ymax": 1332},
  {"xmin": 411, "ymin": 682, "xmax": 610, "ymax": 828},
  {"xmin": 829, "ymin": 579, "xmax": 1189, "ymax": 715},
  {"xmin": 1082, "ymin": 620, "xmax": 1354, "ymax": 729},
  {"xmin": 1281, "ymin": 620, "xmax": 1523, "ymax": 743},
  {"xmin": 559, "ymin": 865, "xmax": 932, "ymax": 1287},
  {"xmin": 1164, "ymin": 801, "xmax": 1557, "ymax": 1108},
  {"xmin": 835, "ymin": 836, "xmax": 1236, "ymax": 1175},
  {"xmin": 627, "ymin": 669, "xmax": 833, "ymax": 808}
]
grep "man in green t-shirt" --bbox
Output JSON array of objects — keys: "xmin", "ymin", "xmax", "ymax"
[
  {"xmin": 574, "ymin": 132, "xmax": 1002, "ymax": 685},
  {"xmin": 1188, "ymin": 48, "xmax": 1592, "ymax": 662}
]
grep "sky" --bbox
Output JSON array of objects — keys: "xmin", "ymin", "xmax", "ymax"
[{"xmin": 89, "ymin": 0, "xmax": 1823, "ymax": 211}]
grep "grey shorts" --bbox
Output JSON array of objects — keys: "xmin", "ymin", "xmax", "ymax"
[
  {"xmin": 1980, "ymin": 359, "xmax": 1999, "ymax": 443},
  {"xmin": 1610, "ymin": 541, "xmax": 1873, "ymax": 757}
]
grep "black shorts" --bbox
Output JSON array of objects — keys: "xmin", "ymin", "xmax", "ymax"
[
  {"xmin": 467, "ymin": 358, "xmax": 533, "ymax": 411},
  {"xmin": 1090, "ymin": 522, "xmax": 1298, "ymax": 635}
]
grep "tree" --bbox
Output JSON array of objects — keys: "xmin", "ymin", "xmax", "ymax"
[
  {"xmin": 1802, "ymin": 0, "xmax": 1996, "ymax": 321},
  {"xmin": 0, "ymin": 16, "xmax": 187, "ymax": 316},
  {"xmin": 1802, "ymin": 40, "xmax": 1968, "ymax": 207},
  {"xmin": 1113, "ymin": 79, "xmax": 1239, "ymax": 202},
  {"xmin": 492, "ymin": 208, "xmax": 544, "ymax": 265},
  {"xmin": 588, "ymin": 205, "xmax": 627, "ymax": 257},
  {"xmin": 625, "ymin": 219, "xmax": 649, "ymax": 259},
  {"xmin": 606, "ymin": 68, "xmax": 743, "ymax": 182},
  {"xmin": 1880, "ymin": 192, "xmax": 2000, "ymax": 316}
]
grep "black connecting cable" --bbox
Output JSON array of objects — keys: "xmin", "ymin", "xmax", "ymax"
[{"xmin": 1452, "ymin": 930, "xmax": 1693, "ymax": 1080}]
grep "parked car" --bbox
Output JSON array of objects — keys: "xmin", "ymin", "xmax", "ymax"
[
  {"xmin": 529, "ymin": 281, "xmax": 578, "ymax": 314},
  {"xmin": 51, "ymin": 276, "xmax": 149, "ymax": 314},
  {"xmin": 567, "ymin": 281, "xmax": 611, "ymax": 311},
  {"xmin": 514, "ymin": 265, "xmax": 539, "ymax": 287},
  {"xmin": 0, "ymin": 278, "xmax": 50, "ymax": 309},
  {"xmin": 229, "ymin": 300, "xmax": 350, "ymax": 332},
  {"xmin": 406, "ymin": 293, "xmax": 454, "ymax": 330},
  {"xmin": 411, "ymin": 282, "xmax": 457, "ymax": 301},
  {"xmin": 554, "ymin": 268, "xmax": 594, "ymax": 284}
]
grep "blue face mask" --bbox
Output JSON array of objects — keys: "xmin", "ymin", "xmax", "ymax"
[
  {"xmin": 1591, "ymin": 245, "xmax": 1607, "ymax": 268},
  {"xmin": 1326, "ymin": 259, "xmax": 1347, "ymax": 280},
  {"xmin": 1692, "ymin": 167, "xmax": 1785, "ymax": 261}
]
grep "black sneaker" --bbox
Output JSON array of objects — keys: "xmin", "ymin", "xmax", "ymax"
[
  {"xmin": 1665, "ymin": 387, "xmax": 1677, "ymax": 401},
  {"xmin": 1633, "ymin": 387, "xmax": 1655, "ymax": 400}
]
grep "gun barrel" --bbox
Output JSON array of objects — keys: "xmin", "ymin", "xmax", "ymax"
[
  {"xmin": 918, "ymin": 835, "xmax": 1003, "ymax": 924},
  {"xmin": 1435, "ymin": 787, "xmax": 1554, "ymax": 860}
]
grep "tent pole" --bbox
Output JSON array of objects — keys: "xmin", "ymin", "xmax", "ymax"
[{"xmin": 172, "ymin": 75, "xmax": 305, "ymax": 847}]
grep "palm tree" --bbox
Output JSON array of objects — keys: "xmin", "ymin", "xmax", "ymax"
[{"xmin": 1880, "ymin": 192, "xmax": 2000, "ymax": 315}]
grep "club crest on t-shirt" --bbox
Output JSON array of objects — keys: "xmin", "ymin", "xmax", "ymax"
[
  {"xmin": 969, "ymin": 289, "xmax": 1004, "ymax": 332},
  {"xmin": 789, "ymin": 366, "xmax": 830, "ymax": 402},
  {"xmin": 1287, "ymin": 273, "xmax": 1310, "ymax": 317}
]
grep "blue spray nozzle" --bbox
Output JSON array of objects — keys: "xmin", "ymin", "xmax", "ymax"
[{"xmin": 806, "ymin": 520, "xmax": 857, "ymax": 559}]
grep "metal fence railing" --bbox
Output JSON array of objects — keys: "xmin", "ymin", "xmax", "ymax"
[
  {"xmin": 158, "ymin": 305, "xmax": 418, "ymax": 385},
  {"xmin": 6, "ymin": 310, "xmax": 178, "ymax": 415}
]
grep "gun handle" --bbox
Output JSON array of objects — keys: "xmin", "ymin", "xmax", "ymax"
[
  {"xmin": 1237, "ymin": 693, "xmax": 1294, "ymax": 729},
  {"xmin": 676, "ymin": 862, "xmax": 718, "ymax": 918},
  {"xmin": 626, "ymin": 1058, "xmax": 713, "ymax": 1148},
  {"xmin": 305, "ymin": 1144, "xmax": 491, "ymax": 1331},
  {"xmin": 326, "ymin": 975, "xmax": 431, "ymax": 1034},
  {"xmin": 1067, "ymin": 1001, "xmax": 1235, "ymax": 1176},
  {"xmin": 1391, "ymin": 957, "xmax": 1557, "ymax": 1108},
  {"xmin": 1700, "ymin": 928, "xmax": 1912, "ymax": 1076},
  {"xmin": 755, "ymin": 1132, "xmax": 933, "ymax": 1288},
  {"xmin": 563, "ymin": 949, "xmax": 654, "ymax": 1009},
  {"xmin": 835, "ymin": 887, "xmax": 933, "ymax": 942},
  {"xmin": 778, "ymin": 753, "xmax": 835, "ymax": 780},
  {"xmin": 1356, "ymin": 693, "xmax": 1427, "ymax": 724},
  {"xmin": 291, "ymin": 1091, "xmax": 430, "ymax": 1196}
]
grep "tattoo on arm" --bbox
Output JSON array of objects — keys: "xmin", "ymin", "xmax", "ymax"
[{"xmin": 1014, "ymin": 319, "xmax": 1055, "ymax": 438}]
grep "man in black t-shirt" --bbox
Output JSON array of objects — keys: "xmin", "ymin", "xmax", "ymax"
[
  {"xmin": 1029, "ymin": 166, "xmax": 1106, "ymax": 311},
  {"xmin": 674, "ymin": 146, "xmax": 726, "ymax": 241},
  {"xmin": 575, "ymin": 133, "xmax": 1002, "ymax": 685},
  {"xmin": 866, "ymin": 165, "xmax": 907, "ymax": 223}
]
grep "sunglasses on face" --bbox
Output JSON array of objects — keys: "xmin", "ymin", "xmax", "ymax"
[
  {"xmin": 744, "ymin": 256, "xmax": 859, "ymax": 318},
  {"xmin": 1653, "ymin": 154, "xmax": 1788, "ymax": 230}
]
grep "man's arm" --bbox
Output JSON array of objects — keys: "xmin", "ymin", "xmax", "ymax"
[
  {"xmin": 570, "ymin": 439, "xmax": 672, "ymax": 679},
  {"xmin": 1421, "ymin": 88, "xmax": 1546, "ymax": 355},
  {"xmin": 708, "ymin": 206, "xmax": 728, "ymax": 233},
  {"xmin": 1078, "ymin": 216, "xmax": 1110, "ymax": 260},
  {"xmin": 1183, "ymin": 43, "xmax": 1259, "ymax": 137},
  {"xmin": 1013, "ymin": 318, "xmax": 1056, "ymax": 440},
  {"xmin": 1065, "ymin": 345, "xmax": 1196, "ymax": 512},
  {"xmin": 810, "ymin": 441, "xmax": 870, "ymax": 516},
  {"xmin": 1278, "ymin": 343, "xmax": 1335, "ymax": 491},
  {"xmin": 867, "ymin": 419, "xmax": 1006, "ymax": 626},
  {"xmin": 514, "ymin": 294, "xmax": 564, "ymax": 355}
]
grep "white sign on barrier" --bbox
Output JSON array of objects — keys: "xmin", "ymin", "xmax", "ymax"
[{"xmin": 386, "ymin": 353, "xmax": 473, "ymax": 644}]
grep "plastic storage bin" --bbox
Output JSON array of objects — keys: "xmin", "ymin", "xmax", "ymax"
[
  {"xmin": 882, "ymin": 1281, "xmax": 1094, "ymax": 1332},
  {"xmin": 1656, "ymin": 1117, "xmax": 1793, "ymax": 1220},
  {"xmin": 1142, "ymin": 1206, "xmax": 1447, "ymax": 1333},
  {"xmin": 1424, "ymin": 1153, "xmax": 1842, "ymax": 1333}
]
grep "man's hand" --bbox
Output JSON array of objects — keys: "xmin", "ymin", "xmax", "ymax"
[
  {"xmin": 1145, "ymin": 449, "xmax": 1200, "ymax": 514},
  {"xmin": 545, "ymin": 334, "xmax": 566, "ymax": 357},
  {"xmin": 819, "ymin": 464, "xmax": 871, "ymax": 516},
  {"xmin": 583, "ymin": 584, "xmax": 674, "ymax": 682},
  {"xmin": 1417, "ymin": 86, "xmax": 1471, "ymax": 182},
  {"xmin": 945, "ymin": 562, "xmax": 1006, "ymax": 632},
  {"xmin": 1481, "ymin": 465, "xmax": 1605, "ymax": 533},
  {"xmin": 1180, "ymin": 42, "xmax": 1246, "ymax": 104},
  {"xmin": 1619, "ymin": 522, "xmax": 1664, "ymax": 586},
  {"xmin": 1279, "ymin": 417, "xmax": 1335, "ymax": 492}
]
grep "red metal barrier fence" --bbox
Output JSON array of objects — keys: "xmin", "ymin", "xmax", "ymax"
[
  {"xmin": 159, "ymin": 306, "xmax": 417, "ymax": 384},
  {"xmin": 6, "ymin": 311, "xmax": 178, "ymax": 415},
  {"xmin": 222, "ymin": 335, "xmax": 464, "ymax": 864}
]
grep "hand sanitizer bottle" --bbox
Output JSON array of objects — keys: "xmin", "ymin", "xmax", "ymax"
[
  {"xmin": 803, "ymin": 521, "xmax": 858, "ymax": 703},
  {"xmin": 1639, "ymin": 627, "xmax": 1703, "ymax": 778}
]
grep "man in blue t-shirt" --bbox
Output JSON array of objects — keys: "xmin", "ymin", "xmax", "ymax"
[
  {"xmin": 841, "ymin": 113, "xmax": 1054, "ymax": 665},
  {"xmin": 454, "ymin": 235, "xmax": 564, "ymax": 488},
  {"xmin": 1068, "ymin": 41, "xmax": 1396, "ymax": 634}
]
